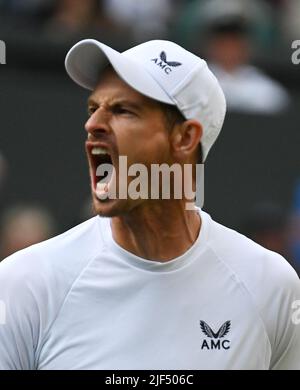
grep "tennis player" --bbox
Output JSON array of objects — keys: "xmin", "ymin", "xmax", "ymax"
[{"xmin": 0, "ymin": 39, "xmax": 299, "ymax": 369}]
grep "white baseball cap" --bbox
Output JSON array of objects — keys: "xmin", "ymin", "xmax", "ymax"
[{"xmin": 65, "ymin": 39, "xmax": 226, "ymax": 161}]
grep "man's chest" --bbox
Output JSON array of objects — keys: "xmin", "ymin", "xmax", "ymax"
[{"xmin": 36, "ymin": 273, "xmax": 271, "ymax": 369}]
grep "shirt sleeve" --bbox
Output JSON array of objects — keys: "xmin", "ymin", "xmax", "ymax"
[
  {"xmin": 269, "ymin": 262, "xmax": 300, "ymax": 370},
  {"xmin": 0, "ymin": 253, "xmax": 40, "ymax": 370}
]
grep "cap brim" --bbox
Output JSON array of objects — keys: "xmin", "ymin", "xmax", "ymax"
[{"xmin": 65, "ymin": 39, "xmax": 174, "ymax": 105}]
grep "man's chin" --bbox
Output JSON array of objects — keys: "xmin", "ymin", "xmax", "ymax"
[{"xmin": 92, "ymin": 196, "xmax": 131, "ymax": 218}]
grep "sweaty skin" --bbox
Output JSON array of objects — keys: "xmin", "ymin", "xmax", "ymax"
[{"xmin": 85, "ymin": 69, "xmax": 202, "ymax": 262}]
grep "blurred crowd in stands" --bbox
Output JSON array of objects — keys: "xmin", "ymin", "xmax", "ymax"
[
  {"xmin": 0, "ymin": 0, "xmax": 300, "ymax": 276},
  {"xmin": 0, "ymin": 0, "xmax": 299, "ymax": 42},
  {"xmin": 0, "ymin": 0, "xmax": 299, "ymax": 51},
  {"xmin": 0, "ymin": 204, "xmax": 56, "ymax": 259}
]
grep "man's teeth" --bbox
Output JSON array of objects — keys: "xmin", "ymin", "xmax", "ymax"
[{"xmin": 91, "ymin": 147, "xmax": 109, "ymax": 155}]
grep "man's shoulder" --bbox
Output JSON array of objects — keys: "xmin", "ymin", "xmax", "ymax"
[
  {"xmin": 0, "ymin": 216, "xmax": 103, "ymax": 294},
  {"xmin": 204, "ymin": 212, "xmax": 299, "ymax": 317},
  {"xmin": 206, "ymin": 212, "xmax": 299, "ymax": 290},
  {"xmin": 34, "ymin": 215, "xmax": 103, "ymax": 262},
  {"xmin": 204, "ymin": 211, "xmax": 300, "ymax": 353}
]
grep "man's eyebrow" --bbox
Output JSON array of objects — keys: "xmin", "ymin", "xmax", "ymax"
[
  {"xmin": 111, "ymin": 99, "xmax": 142, "ymax": 111},
  {"xmin": 87, "ymin": 96, "xmax": 97, "ymax": 107},
  {"xmin": 87, "ymin": 97, "xmax": 143, "ymax": 111}
]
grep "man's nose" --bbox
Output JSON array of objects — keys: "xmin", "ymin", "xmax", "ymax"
[{"xmin": 85, "ymin": 108, "xmax": 111, "ymax": 137}]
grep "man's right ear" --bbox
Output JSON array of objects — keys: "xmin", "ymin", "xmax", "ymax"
[{"xmin": 170, "ymin": 120, "xmax": 203, "ymax": 162}]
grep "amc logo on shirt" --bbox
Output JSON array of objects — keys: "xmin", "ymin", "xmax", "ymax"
[{"xmin": 200, "ymin": 320, "xmax": 231, "ymax": 350}]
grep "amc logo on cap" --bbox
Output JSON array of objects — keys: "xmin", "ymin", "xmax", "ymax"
[{"xmin": 151, "ymin": 51, "xmax": 182, "ymax": 75}]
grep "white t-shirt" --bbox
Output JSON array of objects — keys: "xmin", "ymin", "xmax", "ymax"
[{"xmin": 0, "ymin": 209, "xmax": 299, "ymax": 370}]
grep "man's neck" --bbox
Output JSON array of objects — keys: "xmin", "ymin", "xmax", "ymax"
[{"xmin": 110, "ymin": 201, "xmax": 201, "ymax": 262}]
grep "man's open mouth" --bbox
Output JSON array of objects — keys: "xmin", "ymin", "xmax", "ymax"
[{"xmin": 87, "ymin": 143, "xmax": 116, "ymax": 200}]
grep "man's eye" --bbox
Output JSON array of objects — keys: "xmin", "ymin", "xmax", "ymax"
[
  {"xmin": 113, "ymin": 106, "xmax": 134, "ymax": 115},
  {"xmin": 88, "ymin": 107, "xmax": 97, "ymax": 116}
]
